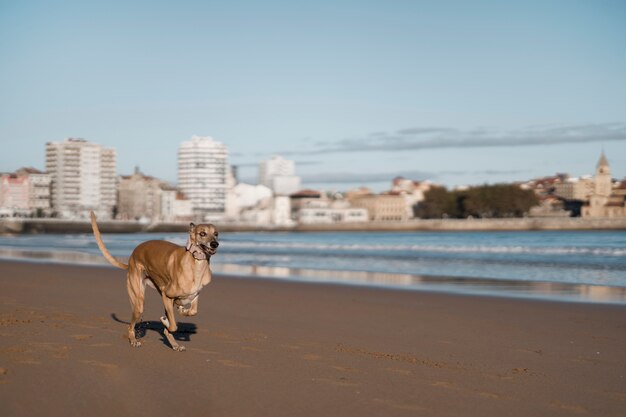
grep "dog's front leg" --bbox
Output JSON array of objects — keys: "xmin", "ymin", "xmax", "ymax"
[{"xmin": 160, "ymin": 293, "xmax": 185, "ymax": 352}]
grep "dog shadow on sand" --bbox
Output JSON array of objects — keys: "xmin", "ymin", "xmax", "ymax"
[{"xmin": 111, "ymin": 313, "xmax": 197, "ymax": 347}]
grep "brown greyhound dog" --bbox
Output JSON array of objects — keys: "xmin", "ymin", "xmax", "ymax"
[{"xmin": 90, "ymin": 211, "xmax": 219, "ymax": 351}]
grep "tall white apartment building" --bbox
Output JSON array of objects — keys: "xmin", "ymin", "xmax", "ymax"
[
  {"xmin": 177, "ymin": 135, "xmax": 229, "ymax": 219},
  {"xmin": 259, "ymin": 155, "xmax": 301, "ymax": 196},
  {"xmin": 45, "ymin": 138, "xmax": 117, "ymax": 219}
]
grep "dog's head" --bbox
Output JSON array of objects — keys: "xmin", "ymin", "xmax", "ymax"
[{"xmin": 188, "ymin": 222, "xmax": 219, "ymax": 256}]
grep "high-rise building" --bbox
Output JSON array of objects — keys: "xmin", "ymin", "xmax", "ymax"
[
  {"xmin": 259, "ymin": 155, "xmax": 301, "ymax": 196},
  {"xmin": 45, "ymin": 138, "xmax": 117, "ymax": 219},
  {"xmin": 177, "ymin": 135, "xmax": 229, "ymax": 219}
]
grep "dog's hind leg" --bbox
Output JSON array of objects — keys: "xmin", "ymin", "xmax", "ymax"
[
  {"xmin": 160, "ymin": 293, "xmax": 185, "ymax": 352},
  {"xmin": 126, "ymin": 268, "xmax": 146, "ymax": 347}
]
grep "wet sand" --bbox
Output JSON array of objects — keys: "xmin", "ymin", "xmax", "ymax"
[{"xmin": 1, "ymin": 260, "xmax": 625, "ymax": 416}]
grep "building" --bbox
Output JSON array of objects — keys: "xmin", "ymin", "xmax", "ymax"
[
  {"xmin": 270, "ymin": 195, "xmax": 294, "ymax": 226},
  {"xmin": 117, "ymin": 167, "xmax": 162, "ymax": 220},
  {"xmin": 528, "ymin": 196, "xmax": 570, "ymax": 217},
  {"xmin": 225, "ymin": 183, "xmax": 273, "ymax": 221},
  {"xmin": 239, "ymin": 196, "xmax": 273, "ymax": 225},
  {"xmin": 0, "ymin": 168, "xmax": 49, "ymax": 217},
  {"xmin": 390, "ymin": 177, "xmax": 432, "ymax": 219},
  {"xmin": 290, "ymin": 189, "xmax": 323, "ymax": 217},
  {"xmin": 345, "ymin": 187, "xmax": 372, "ymax": 200},
  {"xmin": 45, "ymin": 138, "xmax": 116, "ymax": 219},
  {"xmin": 553, "ymin": 176, "xmax": 594, "ymax": 201},
  {"xmin": 345, "ymin": 183, "xmax": 418, "ymax": 222},
  {"xmin": 223, "ymin": 165, "xmax": 239, "ymax": 220},
  {"xmin": 391, "ymin": 177, "xmax": 431, "ymax": 197},
  {"xmin": 520, "ymin": 173, "xmax": 568, "ymax": 198},
  {"xmin": 223, "ymin": 182, "xmax": 295, "ymax": 226},
  {"xmin": 291, "ymin": 190, "xmax": 368, "ymax": 224},
  {"xmin": 582, "ymin": 152, "xmax": 626, "ymax": 218},
  {"xmin": 16, "ymin": 168, "xmax": 52, "ymax": 213},
  {"xmin": 0, "ymin": 174, "xmax": 29, "ymax": 214},
  {"xmin": 298, "ymin": 199, "xmax": 368, "ymax": 224},
  {"xmin": 117, "ymin": 167, "xmax": 194, "ymax": 222},
  {"xmin": 349, "ymin": 193, "xmax": 408, "ymax": 222},
  {"xmin": 614, "ymin": 180, "xmax": 626, "ymax": 199},
  {"xmin": 226, "ymin": 182, "xmax": 271, "ymax": 222},
  {"xmin": 288, "ymin": 189, "xmax": 367, "ymax": 224},
  {"xmin": 159, "ymin": 187, "xmax": 194, "ymax": 222},
  {"xmin": 178, "ymin": 136, "xmax": 229, "ymax": 220},
  {"xmin": 259, "ymin": 155, "xmax": 301, "ymax": 196}
]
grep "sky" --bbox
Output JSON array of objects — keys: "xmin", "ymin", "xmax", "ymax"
[{"xmin": 1, "ymin": 0, "xmax": 625, "ymax": 191}]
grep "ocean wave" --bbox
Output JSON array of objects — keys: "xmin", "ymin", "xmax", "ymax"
[{"xmin": 218, "ymin": 241, "xmax": 626, "ymax": 257}]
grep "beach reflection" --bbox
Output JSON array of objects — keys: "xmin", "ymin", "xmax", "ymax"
[
  {"xmin": 2, "ymin": 247, "xmax": 626, "ymax": 304},
  {"xmin": 0, "ymin": 247, "xmax": 111, "ymax": 265},
  {"xmin": 216, "ymin": 263, "xmax": 626, "ymax": 304}
]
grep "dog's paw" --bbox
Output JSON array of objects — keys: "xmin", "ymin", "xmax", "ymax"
[
  {"xmin": 172, "ymin": 345, "xmax": 186, "ymax": 352},
  {"xmin": 130, "ymin": 340, "xmax": 143, "ymax": 348}
]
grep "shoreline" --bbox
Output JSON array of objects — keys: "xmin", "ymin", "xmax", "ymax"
[
  {"xmin": 2, "ymin": 254, "xmax": 626, "ymax": 305},
  {"xmin": 2, "ymin": 216, "xmax": 626, "ymax": 234},
  {"xmin": 1, "ymin": 260, "xmax": 626, "ymax": 416}
]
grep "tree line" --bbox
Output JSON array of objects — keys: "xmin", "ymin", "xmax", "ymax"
[{"xmin": 414, "ymin": 184, "xmax": 539, "ymax": 219}]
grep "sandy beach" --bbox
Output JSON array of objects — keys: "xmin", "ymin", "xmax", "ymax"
[{"xmin": 1, "ymin": 260, "xmax": 625, "ymax": 417}]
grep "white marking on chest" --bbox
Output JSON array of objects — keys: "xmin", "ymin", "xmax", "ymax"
[
  {"xmin": 172, "ymin": 260, "xmax": 209, "ymax": 301},
  {"xmin": 175, "ymin": 293, "xmax": 199, "ymax": 308}
]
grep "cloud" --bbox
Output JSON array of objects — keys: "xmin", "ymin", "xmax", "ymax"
[
  {"xmin": 302, "ymin": 169, "xmax": 436, "ymax": 184},
  {"xmin": 233, "ymin": 160, "xmax": 321, "ymax": 168},
  {"xmin": 288, "ymin": 123, "xmax": 626, "ymax": 155},
  {"xmin": 233, "ymin": 162, "xmax": 261, "ymax": 168},
  {"xmin": 439, "ymin": 169, "xmax": 529, "ymax": 176},
  {"xmin": 301, "ymin": 168, "xmax": 529, "ymax": 185},
  {"xmin": 396, "ymin": 127, "xmax": 456, "ymax": 135},
  {"xmin": 294, "ymin": 160, "xmax": 323, "ymax": 166}
]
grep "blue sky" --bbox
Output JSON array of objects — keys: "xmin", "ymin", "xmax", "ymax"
[{"xmin": 1, "ymin": 0, "xmax": 625, "ymax": 191}]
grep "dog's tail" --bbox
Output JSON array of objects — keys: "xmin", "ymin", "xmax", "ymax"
[{"xmin": 90, "ymin": 211, "xmax": 128, "ymax": 270}]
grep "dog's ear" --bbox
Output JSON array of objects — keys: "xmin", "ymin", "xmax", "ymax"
[{"xmin": 189, "ymin": 222, "xmax": 195, "ymax": 233}]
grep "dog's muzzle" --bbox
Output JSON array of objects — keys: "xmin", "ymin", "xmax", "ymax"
[{"xmin": 202, "ymin": 241, "xmax": 219, "ymax": 255}]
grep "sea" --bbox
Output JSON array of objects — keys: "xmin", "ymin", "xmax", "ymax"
[{"xmin": 1, "ymin": 230, "xmax": 625, "ymax": 304}]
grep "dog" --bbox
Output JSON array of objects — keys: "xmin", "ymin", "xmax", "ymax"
[{"xmin": 90, "ymin": 211, "xmax": 219, "ymax": 351}]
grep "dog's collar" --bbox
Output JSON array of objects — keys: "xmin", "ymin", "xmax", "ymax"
[{"xmin": 186, "ymin": 238, "xmax": 209, "ymax": 261}]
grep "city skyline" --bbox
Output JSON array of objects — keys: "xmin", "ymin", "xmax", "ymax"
[
  {"xmin": 1, "ymin": 134, "xmax": 625, "ymax": 193},
  {"xmin": 2, "ymin": 136, "xmax": 625, "ymax": 222},
  {"xmin": 1, "ymin": 1, "xmax": 626, "ymax": 190}
]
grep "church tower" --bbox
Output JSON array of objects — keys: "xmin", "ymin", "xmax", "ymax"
[
  {"xmin": 594, "ymin": 151, "xmax": 612, "ymax": 197},
  {"xmin": 583, "ymin": 151, "xmax": 626, "ymax": 218},
  {"xmin": 583, "ymin": 151, "xmax": 613, "ymax": 217}
]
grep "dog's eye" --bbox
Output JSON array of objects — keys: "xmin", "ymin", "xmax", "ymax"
[
  {"xmin": 199, "ymin": 232, "xmax": 206, "ymax": 237},
  {"xmin": 214, "ymin": 232, "xmax": 219, "ymax": 238}
]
